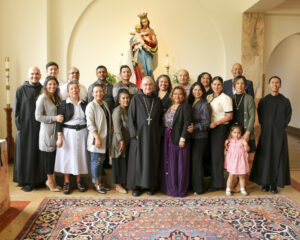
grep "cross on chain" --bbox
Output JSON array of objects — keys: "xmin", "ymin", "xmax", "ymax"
[{"xmin": 147, "ymin": 116, "xmax": 152, "ymax": 125}]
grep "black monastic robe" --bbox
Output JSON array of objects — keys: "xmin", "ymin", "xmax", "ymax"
[
  {"xmin": 127, "ymin": 90, "xmax": 163, "ymax": 190},
  {"xmin": 250, "ymin": 93, "xmax": 292, "ymax": 187},
  {"xmin": 13, "ymin": 81, "xmax": 46, "ymax": 185}
]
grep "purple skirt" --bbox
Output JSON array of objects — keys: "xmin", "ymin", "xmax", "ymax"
[{"xmin": 161, "ymin": 127, "xmax": 190, "ymax": 197}]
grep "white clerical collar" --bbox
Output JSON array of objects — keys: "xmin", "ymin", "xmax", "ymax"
[{"xmin": 66, "ymin": 97, "xmax": 82, "ymax": 104}]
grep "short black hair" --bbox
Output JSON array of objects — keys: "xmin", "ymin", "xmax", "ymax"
[
  {"xmin": 188, "ymin": 82, "xmax": 206, "ymax": 105},
  {"xmin": 96, "ymin": 65, "xmax": 107, "ymax": 73},
  {"xmin": 92, "ymin": 84, "xmax": 104, "ymax": 92},
  {"xmin": 197, "ymin": 72, "xmax": 212, "ymax": 84},
  {"xmin": 268, "ymin": 75, "xmax": 282, "ymax": 84},
  {"xmin": 116, "ymin": 88, "xmax": 130, "ymax": 106},
  {"xmin": 120, "ymin": 65, "xmax": 131, "ymax": 73},
  {"xmin": 233, "ymin": 75, "xmax": 247, "ymax": 87},
  {"xmin": 46, "ymin": 61, "xmax": 59, "ymax": 69},
  {"xmin": 156, "ymin": 74, "xmax": 172, "ymax": 92},
  {"xmin": 211, "ymin": 76, "xmax": 223, "ymax": 84}
]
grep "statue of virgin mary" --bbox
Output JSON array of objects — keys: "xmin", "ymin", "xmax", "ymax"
[{"xmin": 130, "ymin": 12, "xmax": 158, "ymax": 88}]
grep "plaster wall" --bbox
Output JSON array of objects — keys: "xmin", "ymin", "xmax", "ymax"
[
  {"xmin": 265, "ymin": 34, "xmax": 300, "ymax": 128},
  {"xmin": 0, "ymin": 0, "xmax": 48, "ymax": 139},
  {"xmin": 0, "ymin": 0, "xmax": 246, "ymax": 138}
]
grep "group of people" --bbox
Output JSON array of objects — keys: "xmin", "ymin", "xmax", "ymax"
[{"xmin": 13, "ymin": 61, "xmax": 292, "ymax": 198}]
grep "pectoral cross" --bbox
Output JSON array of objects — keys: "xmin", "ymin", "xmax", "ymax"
[{"xmin": 147, "ymin": 116, "xmax": 152, "ymax": 125}]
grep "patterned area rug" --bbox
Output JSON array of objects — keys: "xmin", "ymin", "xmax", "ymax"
[{"xmin": 16, "ymin": 196, "xmax": 300, "ymax": 239}]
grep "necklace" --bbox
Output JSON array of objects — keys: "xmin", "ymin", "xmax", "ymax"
[
  {"xmin": 234, "ymin": 94, "xmax": 244, "ymax": 110},
  {"xmin": 143, "ymin": 97, "xmax": 154, "ymax": 125}
]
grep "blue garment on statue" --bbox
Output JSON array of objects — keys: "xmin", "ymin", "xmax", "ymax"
[
  {"xmin": 89, "ymin": 152, "xmax": 105, "ymax": 184},
  {"xmin": 138, "ymin": 49, "xmax": 154, "ymax": 81}
]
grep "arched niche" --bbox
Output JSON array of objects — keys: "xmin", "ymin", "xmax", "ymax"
[
  {"xmin": 66, "ymin": 0, "xmax": 225, "ymax": 85},
  {"xmin": 265, "ymin": 33, "xmax": 300, "ymax": 128}
]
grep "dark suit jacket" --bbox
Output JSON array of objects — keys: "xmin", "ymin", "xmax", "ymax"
[
  {"xmin": 223, "ymin": 79, "xmax": 254, "ymax": 97},
  {"xmin": 171, "ymin": 102, "xmax": 192, "ymax": 145}
]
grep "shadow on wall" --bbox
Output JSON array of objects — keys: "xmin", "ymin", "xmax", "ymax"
[{"xmin": 265, "ymin": 33, "xmax": 300, "ymax": 128}]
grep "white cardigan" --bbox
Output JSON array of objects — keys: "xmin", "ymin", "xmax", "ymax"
[{"xmin": 85, "ymin": 99, "xmax": 111, "ymax": 153}]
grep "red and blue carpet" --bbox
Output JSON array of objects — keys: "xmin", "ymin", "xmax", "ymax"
[{"xmin": 16, "ymin": 196, "xmax": 300, "ymax": 239}]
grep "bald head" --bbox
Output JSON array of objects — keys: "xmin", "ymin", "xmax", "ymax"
[
  {"xmin": 178, "ymin": 69, "xmax": 189, "ymax": 86},
  {"xmin": 68, "ymin": 67, "xmax": 80, "ymax": 82},
  {"xmin": 231, "ymin": 63, "xmax": 243, "ymax": 78},
  {"xmin": 28, "ymin": 66, "xmax": 41, "ymax": 85},
  {"xmin": 141, "ymin": 76, "xmax": 155, "ymax": 95}
]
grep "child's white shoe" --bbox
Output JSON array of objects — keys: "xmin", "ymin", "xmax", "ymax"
[
  {"xmin": 240, "ymin": 188, "xmax": 248, "ymax": 196},
  {"xmin": 225, "ymin": 188, "xmax": 232, "ymax": 196}
]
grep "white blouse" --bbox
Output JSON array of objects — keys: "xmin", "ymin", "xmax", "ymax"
[{"xmin": 207, "ymin": 92, "xmax": 232, "ymax": 124}]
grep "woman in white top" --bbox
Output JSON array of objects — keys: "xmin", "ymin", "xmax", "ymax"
[
  {"xmin": 55, "ymin": 81, "xmax": 88, "ymax": 194},
  {"xmin": 86, "ymin": 84, "xmax": 111, "ymax": 194},
  {"xmin": 35, "ymin": 76, "xmax": 63, "ymax": 192},
  {"xmin": 206, "ymin": 76, "xmax": 233, "ymax": 191}
]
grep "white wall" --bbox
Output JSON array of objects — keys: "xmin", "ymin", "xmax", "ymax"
[
  {"xmin": 0, "ymin": 0, "xmax": 48, "ymax": 139},
  {"xmin": 264, "ymin": 13, "xmax": 300, "ymax": 68},
  {"xmin": 265, "ymin": 34, "xmax": 300, "ymax": 128},
  {"xmin": 0, "ymin": 0, "xmax": 245, "ymax": 139},
  {"xmin": 68, "ymin": 0, "xmax": 234, "ymax": 86}
]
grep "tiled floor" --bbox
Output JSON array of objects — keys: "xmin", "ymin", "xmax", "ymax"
[{"xmin": 1, "ymin": 133, "xmax": 300, "ymax": 240}]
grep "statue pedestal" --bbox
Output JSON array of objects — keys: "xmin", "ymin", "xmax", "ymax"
[{"xmin": 0, "ymin": 140, "xmax": 10, "ymax": 215}]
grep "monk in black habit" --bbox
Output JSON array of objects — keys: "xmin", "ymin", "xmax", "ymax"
[
  {"xmin": 127, "ymin": 76, "xmax": 163, "ymax": 196},
  {"xmin": 250, "ymin": 76, "xmax": 292, "ymax": 193},
  {"xmin": 13, "ymin": 67, "xmax": 46, "ymax": 191}
]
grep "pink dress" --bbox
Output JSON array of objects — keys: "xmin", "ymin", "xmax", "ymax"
[{"xmin": 224, "ymin": 138, "xmax": 249, "ymax": 174}]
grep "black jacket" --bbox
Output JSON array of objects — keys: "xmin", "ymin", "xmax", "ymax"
[
  {"xmin": 171, "ymin": 102, "xmax": 192, "ymax": 144},
  {"xmin": 56, "ymin": 100, "xmax": 87, "ymax": 132}
]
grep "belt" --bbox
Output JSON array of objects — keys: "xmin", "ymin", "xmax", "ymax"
[{"xmin": 63, "ymin": 124, "xmax": 86, "ymax": 131}]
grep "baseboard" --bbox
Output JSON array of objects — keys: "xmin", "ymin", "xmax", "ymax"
[{"xmin": 287, "ymin": 126, "xmax": 300, "ymax": 136}]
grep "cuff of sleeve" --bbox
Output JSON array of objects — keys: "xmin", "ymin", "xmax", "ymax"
[{"xmin": 180, "ymin": 137, "xmax": 186, "ymax": 142}]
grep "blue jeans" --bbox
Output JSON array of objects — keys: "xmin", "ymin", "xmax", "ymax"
[{"xmin": 90, "ymin": 152, "xmax": 105, "ymax": 184}]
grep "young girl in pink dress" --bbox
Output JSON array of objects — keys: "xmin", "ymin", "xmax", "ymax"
[{"xmin": 224, "ymin": 125, "xmax": 250, "ymax": 196}]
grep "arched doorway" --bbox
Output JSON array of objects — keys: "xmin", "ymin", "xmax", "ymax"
[{"xmin": 265, "ymin": 33, "xmax": 300, "ymax": 128}]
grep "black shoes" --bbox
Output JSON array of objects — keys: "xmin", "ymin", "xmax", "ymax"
[
  {"xmin": 63, "ymin": 182, "xmax": 70, "ymax": 194},
  {"xmin": 261, "ymin": 185, "xmax": 278, "ymax": 193},
  {"xmin": 261, "ymin": 185, "xmax": 270, "ymax": 192},
  {"xmin": 147, "ymin": 190, "xmax": 156, "ymax": 196},
  {"xmin": 270, "ymin": 186, "xmax": 278, "ymax": 194},
  {"xmin": 132, "ymin": 189, "xmax": 142, "ymax": 197},
  {"xmin": 77, "ymin": 181, "xmax": 86, "ymax": 192},
  {"xmin": 22, "ymin": 185, "xmax": 33, "ymax": 192}
]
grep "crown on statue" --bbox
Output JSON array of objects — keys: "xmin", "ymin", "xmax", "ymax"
[{"xmin": 138, "ymin": 12, "xmax": 148, "ymax": 20}]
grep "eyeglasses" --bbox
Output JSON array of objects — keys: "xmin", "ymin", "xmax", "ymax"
[{"xmin": 69, "ymin": 72, "xmax": 79, "ymax": 75}]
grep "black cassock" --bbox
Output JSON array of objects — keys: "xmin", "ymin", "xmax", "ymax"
[
  {"xmin": 127, "ymin": 90, "xmax": 163, "ymax": 190},
  {"xmin": 250, "ymin": 93, "xmax": 292, "ymax": 187},
  {"xmin": 13, "ymin": 81, "xmax": 46, "ymax": 185}
]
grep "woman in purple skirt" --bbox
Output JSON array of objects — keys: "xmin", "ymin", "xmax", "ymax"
[{"xmin": 161, "ymin": 86, "xmax": 192, "ymax": 197}]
